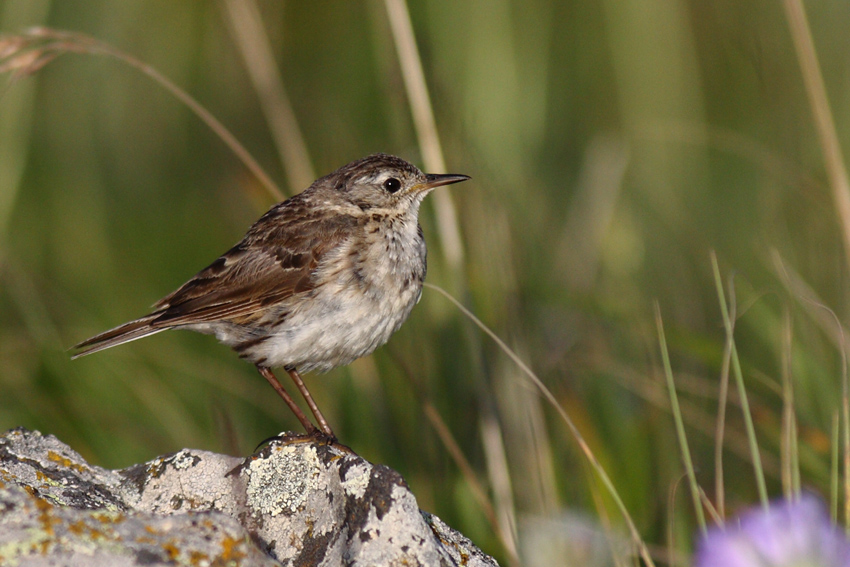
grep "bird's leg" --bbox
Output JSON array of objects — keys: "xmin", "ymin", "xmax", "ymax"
[
  {"xmin": 256, "ymin": 366, "xmax": 318, "ymax": 435},
  {"xmin": 286, "ymin": 367, "xmax": 335, "ymax": 438}
]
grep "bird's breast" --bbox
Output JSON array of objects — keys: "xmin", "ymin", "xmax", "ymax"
[
  {"xmin": 227, "ymin": 214, "xmax": 429, "ymax": 372},
  {"xmin": 332, "ymin": 213, "xmax": 423, "ymax": 293},
  {"xmin": 331, "ymin": 216, "xmax": 426, "ymax": 322}
]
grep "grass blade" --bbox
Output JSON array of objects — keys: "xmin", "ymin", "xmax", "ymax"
[
  {"xmin": 655, "ymin": 302, "xmax": 707, "ymax": 534},
  {"xmin": 425, "ymin": 282, "xmax": 656, "ymax": 567},
  {"xmin": 711, "ymin": 251, "xmax": 769, "ymax": 509}
]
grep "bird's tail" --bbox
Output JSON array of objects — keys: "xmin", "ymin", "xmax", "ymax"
[{"xmin": 71, "ymin": 314, "xmax": 166, "ymax": 359}]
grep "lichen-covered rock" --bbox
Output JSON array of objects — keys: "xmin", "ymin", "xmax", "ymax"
[{"xmin": 0, "ymin": 427, "xmax": 499, "ymax": 567}]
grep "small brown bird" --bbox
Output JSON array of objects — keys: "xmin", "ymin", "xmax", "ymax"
[{"xmin": 72, "ymin": 153, "xmax": 469, "ymax": 438}]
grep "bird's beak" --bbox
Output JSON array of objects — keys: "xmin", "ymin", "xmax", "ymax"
[{"xmin": 412, "ymin": 173, "xmax": 471, "ymax": 193}]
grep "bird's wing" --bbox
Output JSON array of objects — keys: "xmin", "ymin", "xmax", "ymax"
[
  {"xmin": 71, "ymin": 197, "xmax": 359, "ymax": 358},
  {"xmin": 150, "ymin": 204, "xmax": 358, "ymax": 327}
]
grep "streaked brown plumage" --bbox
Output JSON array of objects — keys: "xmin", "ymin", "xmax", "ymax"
[{"xmin": 72, "ymin": 153, "xmax": 469, "ymax": 438}]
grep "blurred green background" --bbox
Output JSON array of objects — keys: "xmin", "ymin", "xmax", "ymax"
[{"xmin": 2, "ymin": 0, "xmax": 850, "ymax": 564}]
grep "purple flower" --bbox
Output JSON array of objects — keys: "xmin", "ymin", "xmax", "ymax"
[{"xmin": 695, "ymin": 495, "xmax": 850, "ymax": 567}]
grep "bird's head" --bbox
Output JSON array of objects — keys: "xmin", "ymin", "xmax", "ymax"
[{"xmin": 318, "ymin": 153, "xmax": 469, "ymax": 214}]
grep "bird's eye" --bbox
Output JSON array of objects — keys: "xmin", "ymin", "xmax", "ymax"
[{"xmin": 383, "ymin": 178, "xmax": 401, "ymax": 193}]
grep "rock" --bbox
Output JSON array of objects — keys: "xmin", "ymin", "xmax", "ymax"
[{"xmin": 0, "ymin": 427, "xmax": 499, "ymax": 567}]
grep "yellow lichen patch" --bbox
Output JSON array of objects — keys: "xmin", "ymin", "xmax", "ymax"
[
  {"xmin": 46, "ymin": 451, "xmax": 71, "ymax": 467},
  {"xmin": 47, "ymin": 450, "xmax": 88, "ymax": 474},
  {"xmin": 92, "ymin": 510, "xmax": 124, "ymax": 525},
  {"xmin": 189, "ymin": 549, "xmax": 209, "ymax": 566},
  {"xmin": 33, "ymin": 470, "xmax": 61, "ymax": 489},
  {"xmin": 85, "ymin": 526, "xmax": 108, "ymax": 541},
  {"xmin": 33, "ymin": 493, "xmax": 61, "ymax": 537},
  {"xmin": 219, "ymin": 535, "xmax": 247, "ymax": 562},
  {"xmin": 65, "ymin": 516, "xmax": 118, "ymax": 542},
  {"xmin": 37, "ymin": 534, "xmax": 51, "ymax": 555},
  {"xmin": 146, "ymin": 458, "xmax": 167, "ymax": 478},
  {"xmin": 162, "ymin": 540, "xmax": 180, "ymax": 561},
  {"xmin": 67, "ymin": 520, "xmax": 88, "ymax": 536},
  {"xmin": 436, "ymin": 534, "xmax": 470, "ymax": 565}
]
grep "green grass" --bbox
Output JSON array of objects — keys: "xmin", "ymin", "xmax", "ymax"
[{"xmin": 2, "ymin": 1, "xmax": 850, "ymax": 564}]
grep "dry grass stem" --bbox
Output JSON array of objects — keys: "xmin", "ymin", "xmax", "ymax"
[
  {"xmin": 772, "ymin": 250, "xmax": 850, "ymax": 351},
  {"xmin": 832, "ymin": 411, "xmax": 840, "ymax": 523},
  {"xmin": 221, "ymin": 0, "xmax": 315, "ymax": 193},
  {"xmin": 391, "ymin": 350, "xmax": 518, "ymax": 563},
  {"xmin": 782, "ymin": 0, "xmax": 850, "ymax": 266},
  {"xmin": 666, "ymin": 473, "xmax": 686, "ymax": 567},
  {"xmin": 772, "ymin": 250, "xmax": 850, "ymax": 528},
  {"xmin": 424, "ymin": 282, "xmax": 656, "ymax": 567},
  {"xmin": 699, "ymin": 487, "xmax": 722, "ymax": 526},
  {"xmin": 382, "ymin": 0, "xmax": 464, "ymax": 271},
  {"xmin": 713, "ymin": 272, "xmax": 735, "ymax": 520},
  {"xmin": 780, "ymin": 306, "xmax": 801, "ymax": 499},
  {"xmin": 423, "ymin": 402, "xmax": 520, "ymax": 565},
  {"xmin": 0, "ymin": 27, "xmax": 283, "ymax": 202},
  {"xmin": 477, "ymin": 416, "xmax": 520, "ymax": 566}
]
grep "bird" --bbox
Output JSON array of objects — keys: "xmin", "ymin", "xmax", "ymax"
[{"xmin": 72, "ymin": 153, "xmax": 470, "ymax": 439}]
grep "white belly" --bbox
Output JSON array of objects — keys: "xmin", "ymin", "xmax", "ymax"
[{"xmin": 251, "ymin": 281, "xmax": 421, "ymax": 372}]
